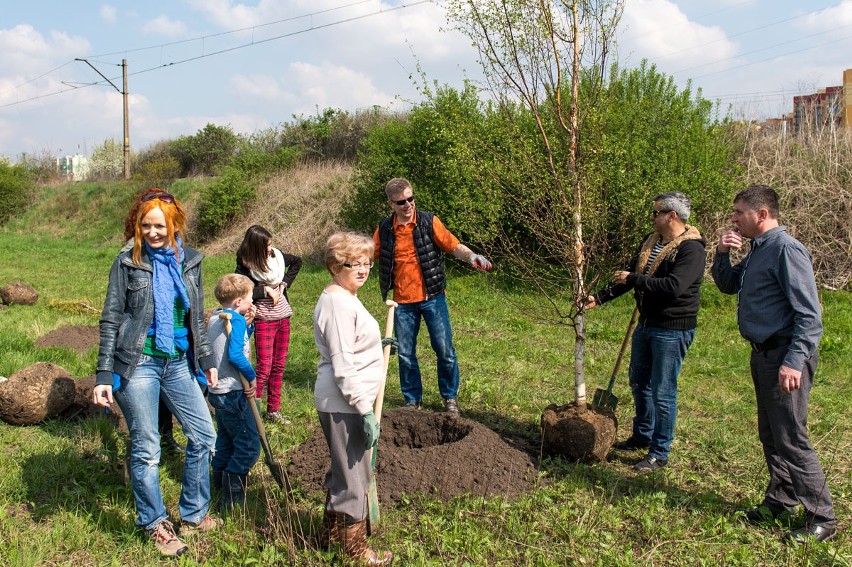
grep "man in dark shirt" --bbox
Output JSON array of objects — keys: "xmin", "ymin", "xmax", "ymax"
[
  {"xmin": 712, "ymin": 184, "xmax": 836, "ymax": 544},
  {"xmin": 587, "ymin": 191, "xmax": 706, "ymax": 473}
]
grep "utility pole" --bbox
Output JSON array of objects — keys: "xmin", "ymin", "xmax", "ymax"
[
  {"xmin": 122, "ymin": 59, "xmax": 130, "ymax": 179},
  {"xmin": 75, "ymin": 57, "xmax": 131, "ymax": 179}
]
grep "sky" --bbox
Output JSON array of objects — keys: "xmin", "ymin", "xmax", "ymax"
[{"xmin": 1, "ymin": 0, "xmax": 851, "ymax": 160}]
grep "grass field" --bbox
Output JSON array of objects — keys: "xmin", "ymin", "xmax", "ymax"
[{"xmin": 0, "ymin": 184, "xmax": 848, "ymax": 565}]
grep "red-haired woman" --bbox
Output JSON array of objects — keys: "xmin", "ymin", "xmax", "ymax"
[{"xmin": 93, "ymin": 190, "xmax": 220, "ymax": 558}]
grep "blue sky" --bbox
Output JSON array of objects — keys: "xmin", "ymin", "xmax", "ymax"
[{"xmin": 1, "ymin": 0, "xmax": 850, "ymax": 159}]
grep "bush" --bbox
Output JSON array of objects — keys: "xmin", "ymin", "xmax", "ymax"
[
  {"xmin": 134, "ymin": 155, "xmax": 181, "ymax": 189},
  {"xmin": 281, "ymin": 107, "xmax": 395, "ymax": 163},
  {"xmin": 89, "ymin": 139, "xmax": 125, "ymax": 180},
  {"xmin": 341, "ymin": 83, "xmax": 504, "ymax": 245},
  {"xmin": 195, "ymin": 167, "xmax": 255, "ymax": 239},
  {"xmin": 17, "ymin": 150, "xmax": 61, "ymax": 185},
  {"xmin": 171, "ymin": 123, "xmax": 239, "ymax": 176},
  {"xmin": 0, "ymin": 161, "xmax": 32, "ymax": 224}
]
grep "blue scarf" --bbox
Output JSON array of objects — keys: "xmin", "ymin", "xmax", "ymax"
[{"xmin": 145, "ymin": 235, "xmax": 191, "ymax": 353}]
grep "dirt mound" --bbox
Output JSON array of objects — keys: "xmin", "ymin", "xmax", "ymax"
[
  {"xmin": 36, "ymin": 325, "xmax": 100, "ymax": 353},
  {"xmin": 289, "ymin": 409, "xmax": 540, "ymax": 505}
]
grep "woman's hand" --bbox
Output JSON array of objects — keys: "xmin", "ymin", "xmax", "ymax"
[
  {"xmin": 362, "ymin": 411, "xmax": 380, "ymax": 449},
  {"xmin": 265, "ymin": 285, "xmax": 280, "ymax": 306},
  {"xmin": 93, "ymin": 384, "xmax": 114, "ymax": 408}
]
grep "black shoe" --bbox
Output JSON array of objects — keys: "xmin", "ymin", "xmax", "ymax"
[
  {"xmin": 633, "ymin": 455, "xmax": 667, "ymax": 472},
  {"xmin": 613, "ymin": 437, "xmax": 649, "ymax": 451},
  {"xmin": 737, "ymin": 505, "xmax": 783, "ymax": 526},
  {"xmin": 788, "ymin": 522, "xmax": 837, "ymax": 544},
  {"xmin": 161, "ymin": 435, "xmax": 186, "ymax": 456},
  {"xmin": 443, "ymin": 398, "xmax": 460, "ymax": 416}
]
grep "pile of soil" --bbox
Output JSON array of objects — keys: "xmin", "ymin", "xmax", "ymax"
[
  {"xmin": 35, "ymin": 325, "xmax": 100, "ymax": 353},
  {"xmin": 289, "ymin": 408, "xmax": 540, "ymax": 505}
]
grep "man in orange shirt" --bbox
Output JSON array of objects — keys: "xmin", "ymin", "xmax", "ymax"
[{"xmin": 373, "ymin": 178, "xmax": 492, "ymax": 415}]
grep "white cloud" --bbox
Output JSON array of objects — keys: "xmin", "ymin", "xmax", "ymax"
[
  {"xmin": 800, "ymin": 0, "xmax": 852, "ymax": 30},
  {"xmin": 0, "ymin": 25, "xmax": 90, "ymax": 74},
  {"xmin": 227, "ymin": 62, "xmax": 395, "ymax": 115},
  {"xmin": 100, "ymin": 4, "xmax": 118, "ymax": 24},
  {"xmin": 142, "ymin": 15, "xmax": 189, "ymax": 38},
  {"xmin": 618, "ymin": 0, "xmax": 739, "ymax": 73}
]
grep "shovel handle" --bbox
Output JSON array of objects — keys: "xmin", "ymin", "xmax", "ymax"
[
  {"xmin": 609, "ymin": 307, "xmax": 640, "ymax": 392},
  {"xmin": 374, "ymin": 300, "xmax": 397, "ymax": 423}
]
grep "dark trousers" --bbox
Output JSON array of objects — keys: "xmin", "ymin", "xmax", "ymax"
[{"xmin": 751, "ymin": 347, "xmax": 836, "ymax": 526}]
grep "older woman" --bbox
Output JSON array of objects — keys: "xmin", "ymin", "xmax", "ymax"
[
  {"xmin": 93, "ymin": 190, "xmax": 220, "ymax": 558},
  {"xmin": 314, "ymin": 232, "xmax": 392, "ymax": 566}
]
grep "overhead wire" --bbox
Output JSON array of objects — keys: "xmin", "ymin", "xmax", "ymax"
[{"xmin": 0, "ymin": 0, "xmax": 430, "ymax": 109}]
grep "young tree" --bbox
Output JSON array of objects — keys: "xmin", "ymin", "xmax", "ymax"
[{"xmin": 446, "ymin": 0, "xmax": 624, "ymax": 410}]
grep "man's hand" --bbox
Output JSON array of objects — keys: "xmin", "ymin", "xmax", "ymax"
[
  {"xmin": 583, "ymin": 295, "xmax": 597, "ymax": 310},
  {"xmin": 93, "ymin": 384, "xmax": 113, "ymax": 408},
  {"xmin": 362, "ymin": 411, "xmax": 380, "ymax": 449},
  {"xmin": 612, "ymin": 271, "xmax": 630, "ymax": 285},
  {"xmin": 778, "ymin": 365, "xmax": 802, "ymax": 393},
  {"xmin": 470, "ymin": 254, "xmax": 492, "ymax": 271},
  {"xmin": 205, "ymin": 367, "xmax": 219, "ymax": 389},
  {"xmin": 717, "ymin": 229, "xmax": 743, "ymax": 254}
]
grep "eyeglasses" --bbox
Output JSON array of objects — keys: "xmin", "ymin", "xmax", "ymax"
[
  {"xmin": 391, "ymin": 195, "xmax": 415, "ymax": 206},
  {"xmin": 343, "ymin": 262, "xmax": 374, "ymax": 270},
  {"xmin": 652, "ymin": 209, "xmax": 671, "ymax": 218},
  {"xmin": 141, "ymin": 192, "xmax": 175, "ymax": 204}
]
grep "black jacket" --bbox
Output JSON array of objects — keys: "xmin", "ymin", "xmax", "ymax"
[{"xmin": 593, "ymin": 231, "xmax": 706, "ymax": 330}]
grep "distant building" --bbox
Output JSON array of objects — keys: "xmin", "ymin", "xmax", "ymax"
[
  {"xmin": 791, "ymin": 68, "xmax": 852, "ymax": 134},
  {"xmin": 57, "ymin": 155, "xmax": 90, "ymax": 181}
]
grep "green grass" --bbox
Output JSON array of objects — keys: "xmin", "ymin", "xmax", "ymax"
[{"xmin": 0, "ymin": 185, "xmax": 849, "ymax": 565}]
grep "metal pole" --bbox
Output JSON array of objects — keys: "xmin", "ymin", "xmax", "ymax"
[{"xmin": 122, "ymin": 59, "xmax": 130, "ymax": 180}]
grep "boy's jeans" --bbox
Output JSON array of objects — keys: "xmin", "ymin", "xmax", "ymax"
[{"xmin": 209, "ymin": 390, "xmax": 261, "ymax": 475}]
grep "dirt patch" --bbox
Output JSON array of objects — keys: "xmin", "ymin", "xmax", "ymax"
[
  {"xmin": 289, "ymin": 408, "xmax": 540, "ymax": 505},
  {"xmin": 0, "ymin": 362, "xmax": 76, "ymax": 425},
  {"xmin": 36, "ymin": 325, "xmax": 99, "ymax": 354},
  {"xmin": 540, "ymin": 402, "xmax": 617, "ymax": 462}
]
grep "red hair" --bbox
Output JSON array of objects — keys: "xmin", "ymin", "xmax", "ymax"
[{"xmin": 131, "ymin": 196, "xmax": 187, "ymax": 265}]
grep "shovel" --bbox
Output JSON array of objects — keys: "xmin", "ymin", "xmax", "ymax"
[
  {"xmin": 593, "ymin": 307, "xmax": 639, "ymax": 411},
  {"xmin": 367, "ymin": 299, "xmax": 397, "ymax": 533},
  {"xmin": 219, "ymin": 312, "xmax": 292, "ymax": 494}
]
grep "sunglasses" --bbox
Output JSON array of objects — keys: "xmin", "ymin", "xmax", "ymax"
[
  {"xmin": 391, "ymin": 195, "xmax": 415, "ymax": 206},
  {"xmin": 141, "ymin": 192, "xmax": 175, "ymax": 204},
  {"xmin": 652, "ymin": 209, "xmax": 671, "ymax": 218}
]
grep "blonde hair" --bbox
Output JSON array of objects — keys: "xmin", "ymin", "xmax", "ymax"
[
  {"xmin": 385, "ymin": 177, "xmax": 412, "ymax": 199},
  {"xmin": 324, "ymin": 232, "xmax": 375, "ymax": 275},
  {"xmin": 131, "ymin": 196, "xmax": 187, "ymax": 265},
  {"xmin": 214, "ymin": 273, "xmax": 254, "ymax": 305}
]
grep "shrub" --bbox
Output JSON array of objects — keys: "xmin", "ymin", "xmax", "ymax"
[
  {"xmin": 0, "ymin": 161, "xmax": 32, "ymax": 224},
  {"xmin": 171, "ymin": 123, "xmax": 239, "ymax": 176},
  {"xmin": 89, "ymin": 139, "xmax": 125, "ymax": 180},
  {"xmin": 17, "ymin": 150, "xmax": 61, "ymax": 184},
  {"xmin": 195, "ymin": 167, "xmax": 255, "ymax": 239},
  {"xmin": 134, "ymin": 155, "xmax": 181, "ymax": 189}
]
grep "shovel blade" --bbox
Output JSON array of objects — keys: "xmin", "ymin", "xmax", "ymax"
[
  {"xmin": 593, "ymin": 387, "xmax": 618, "ymax": 410},
  {"xmin": 266, "ymin": 456, "xmax": 292, "ymax": 493},
  {"xmin": 367, "ymin": 474, "xmax": 380, "ymax": 531}
]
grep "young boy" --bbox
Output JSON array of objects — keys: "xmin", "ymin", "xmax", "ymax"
[{"xmin": 206, "ymin": 274, "xmax": 262, "ymax": 511}]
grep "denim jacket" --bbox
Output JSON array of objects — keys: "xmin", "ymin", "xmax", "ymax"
[{"xmin": 96, "ymin": 244, "xmax": 215, "ymax": 387}]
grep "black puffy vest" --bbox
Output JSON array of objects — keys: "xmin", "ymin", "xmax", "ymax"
[{"xmin": 378, "ymin": 210, "xmax": 447, "ymax": 301}]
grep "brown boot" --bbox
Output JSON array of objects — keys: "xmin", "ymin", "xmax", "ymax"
[
  {"xmin": 340, "ymin": 519, "xmax": 393, "ymax": 565},
  {"xmin": 320, "ymin": 508, "xmax": 345, "ymax": 550}
]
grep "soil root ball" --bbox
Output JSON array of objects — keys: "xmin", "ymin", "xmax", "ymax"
[
  {"xmin": 289, "ymin": 408, "xmax": 540, "ymax": 505},
  {"xmin": 0, "ymin": 362, "xmax": 76, "ymax": 425},
  {"xmin": 0, "ymin": 282, "xmax": 38, "ymax": 305},
  {"xmin": 540, "ymin": 402, "xmax": 617, "ymax": 462},
  {"xmin": 59, "ymin": 375, "xmax": 125, "ymax": 430}
]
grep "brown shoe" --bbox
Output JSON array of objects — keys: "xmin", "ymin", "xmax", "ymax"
[
  {"xmin": 341, "ymin": 519, "xmax": 393, "ymax": 565},
  {"xmin": 180, "ymin": 515, "xmax": 223, "ymax": 537},
  {"xmin": 147, "ymin": 519, "xmax": 188, "ymax": 557}
]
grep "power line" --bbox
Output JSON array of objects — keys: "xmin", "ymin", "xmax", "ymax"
[{"xmin": 0, "ymin": 0, "xmax": 430, "ymax": 109}]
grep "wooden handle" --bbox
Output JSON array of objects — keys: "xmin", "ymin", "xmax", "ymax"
[
  {"xmin": 611, "ymin": 307, "xmax": 640, "ymax": 379},
  {"xmin": 373, "ymin": 300, "xmax": 398, "ymax": 423}
]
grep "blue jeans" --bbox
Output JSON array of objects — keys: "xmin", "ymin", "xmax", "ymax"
[
  {"xmin": 209, "ymin": 390, "xmax": 261, "ymax": 476},
  {"xmin": 395, "ymin": 293, "xmax": 460, "ymax": 403},
  {"xmin": 628, "ymin": 323, "xmax": 695, "ymax": 460},
  {"xmin": 114, "ymin": 354, "xmax": 217, "ymax": 529}
]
